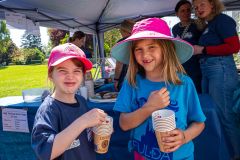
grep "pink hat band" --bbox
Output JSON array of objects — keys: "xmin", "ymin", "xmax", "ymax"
[{"xmin": 132, "ymin": 18, "xmax": 171, "ymax": 37}]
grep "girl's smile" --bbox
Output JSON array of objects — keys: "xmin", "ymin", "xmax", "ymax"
[
  {"xmin": 50, "ymin": 59, "xmax": 83, "ymax": 99},
  {"xmin": 64, "ymin": 81, "xmax": 77, "ymax": 87},
  {"xmin": 134, "ymin": 39, "xmax": 163, "ymax": 80},
  {"xmin": 142, "ymin": 59, "xmax": 153, "ymax": 63}
]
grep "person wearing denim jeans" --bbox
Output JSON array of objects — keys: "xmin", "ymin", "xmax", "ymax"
[{"xmin": 193, "ymin": 0, "xmax": 240, "ymax": 159}]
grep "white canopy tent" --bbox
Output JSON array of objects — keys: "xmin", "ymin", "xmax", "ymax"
[{"xmin": 0, "ymin": 0, "xmax": 239, "ymax": 59}]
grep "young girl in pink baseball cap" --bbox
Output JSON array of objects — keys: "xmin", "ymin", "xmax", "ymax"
[
  {"xmin": 112, "ymin": 18, "xmax": 206, "ymax": 160},
  {"xmin": 32, "ymin": 43, "xmax": 106, "ymax": 160}
]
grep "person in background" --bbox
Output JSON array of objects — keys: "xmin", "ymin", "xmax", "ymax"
[
  {"xmin": 172, "ymin": 0, "xmax": 202, "ymax": 93},
  {"xmin": 111, "ymin": 18, "xmax": 205, "ymax": 160},
  {"xmin": 192, "ymin": 0, "xmax": 240, "ymax": 159},
  {"xmin": 114, "ymin": 19, "xmax": 135, "ymax": 91},
  {"xmin": 31, "ymin": 43, "xmax": 107, "ymax": 160},
  {"xmin": 69, "ymin": 31, "xmax": 92, "ymax": 58}
]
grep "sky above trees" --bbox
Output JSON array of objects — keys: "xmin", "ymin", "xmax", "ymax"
[{"xmin": 9, "ymin": 27, "xmax": 49, "ymax": 48}]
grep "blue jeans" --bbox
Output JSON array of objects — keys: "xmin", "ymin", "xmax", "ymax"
[
  {"xmin": 183, "ymin": 55, "xmax": 202, "ymax": 93},
  {"xmin": 200, "ymin": 55, "xmax": 240, "ymax": 157}
]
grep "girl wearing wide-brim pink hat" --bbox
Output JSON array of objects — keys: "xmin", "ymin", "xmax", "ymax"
[{"xmin": 112, "ymin": 18, "xmax": 206, "ymax": 160}]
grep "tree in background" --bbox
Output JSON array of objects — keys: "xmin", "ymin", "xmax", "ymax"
[
  {"xmin": 22, "ymin": 48, "xmax": 45, "ymax": 64},
  {"xmin": 104, "ymin": 28, "xmax": 121, "ymax": 57},
  {"xmin": 19, "ymin": 32, "xmax": 46, "ymax": 64},
  {"xmin": 60, "ymin": 33, "xmax": 69, "ymax": 44},
  {"xmin": 0, "ymin": 21, "xmax": 15, "ymax": 65},
  {"xmin": 7, "ymin": 41, "xmax": 18, "ymax": 64},
  {"xmin": 48, "ymin": 27, "xmax": 120, "ymax": 58},
  {"xmin": 11, "ymin": 45, "xmax": 24, "ymax": 65},
  {"xmin": 21, "ymin": 33, "xmax": 43, "ymax": 52},
  {"xmin": 49, "ymin": 29, "xmax": 94, "ymax": 58},
  {"xmin": 48, "ymin": 28, "xmax": 69, "ymax": 46},
  {"xmin": 42, "ymin": 41, "xmax": 53, "ymax": 57}
]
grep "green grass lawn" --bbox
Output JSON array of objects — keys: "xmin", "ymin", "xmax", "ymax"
[
  {"xmin": 0, "ymin": 65, "xmax": 101, "ymax": 98},
  {"xmin": 0, "ymin": 65, "xmax": 48, "ymax": 98}
]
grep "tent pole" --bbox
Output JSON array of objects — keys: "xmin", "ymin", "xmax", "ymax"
[
  {"xmin": 93, "ymin": 35, "xmax": 98, "ymax": 63},
  {"xmin": 97, "ymin": 32, "xmax": 105, "ymax": 78}
]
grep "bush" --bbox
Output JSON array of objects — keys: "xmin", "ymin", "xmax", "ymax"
[
  {"xmin": 11, "ymin": 48, "xmax": 25, "ymax": 65},
  {"xmin": 14, "ymin": 60, "xmax": 25, "ymax": 65},
  {"xmin": 104, "ymin": 43, "xmax": 111, "ymax": 57},
  {"xmin": 22, "ymin": 48, "xmax": 46, "ymax": 64}
]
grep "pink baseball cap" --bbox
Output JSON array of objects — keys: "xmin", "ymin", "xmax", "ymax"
[
  {"xmin": 111, "ymin": 18, "xmax": 193, "ymax": 64},
  {"xmin": 48, "ymin": 43, "xmax": 92, "ymax": 72}
]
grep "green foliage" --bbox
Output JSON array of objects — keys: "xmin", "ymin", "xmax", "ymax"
[
  {"xmin": 0, "ymin": 21, "xmax": 13, "ymax": 65},
  {"xmin": 60, "ymin": 33, "xmax": 69, "ymax": 44},
  {"xmin": 21, "ymin": 48, "xmax": 46, "ymax": 64},
  {"xmin": 0, "ymin": 21, "xmax": 10, "ymax": 45},
  {"xmin": 104, "ymin": 28, "xmax": 121, "ymax": 57},
  {"xmin": 104, "ymin": 43, "xmax": 111, "ymax": 55},
  {"xmin": 42, "ymin": 41, "xmax": 53, "ymax": 58},
  {"xmin": 48, "ymin": 28, "xmax": 69, "ymax": 46},
  {"xmin": 10, "ymin": 43, "xmax": 23, "ymax": 65},
  {"xmin": 21, "ymin": 33, "xmax": 43, "ymax": 52}
]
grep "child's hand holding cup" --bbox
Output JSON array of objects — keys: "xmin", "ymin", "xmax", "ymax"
[
  {"xmin": 92, "ymin": 116, "xmax": 113, "ymax": 154},
  {"xmin": 152, "ymin": 109, "xmax": 176, "ymax": 152}
]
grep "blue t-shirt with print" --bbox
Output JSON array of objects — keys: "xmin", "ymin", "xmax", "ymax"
[
  {"xmin": 31, "ymin": 95, "xmax": 96, "ymax": 160},
  {"xmin": 199, "ymin": 13, "xmax": 237, "ymax": 47},
  {"xmin": 114, "ymin": 74, "xmax": 206, "ymax": 160}
]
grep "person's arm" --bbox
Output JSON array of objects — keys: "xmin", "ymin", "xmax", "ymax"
[
  {"xmin": 194, "ymin": 36, "xmax": 240, "ymax": 56},
  {"xmin": 194, "ymin": 15, "xmax": 240, "ymax": 56},
  {"xmin": 114, "ymin": 61, "xmax": 123, "ymax": 80},
  {"xmin": 206, "ymin": 36, "xmax": 240, "ymax": 55},
  {"xmin": 119, "ymin": 88, "xmax": 170, "ymax": 131},
  {"xmin": 119, "ymin": 103, "xmax": 156, "ymax": 131},
  {"xmin": 50, "ymin": 109, "xmax": 106, "ymax": 159},
  {"xmin": 162, "ymin": 77, "xmax": 205, "ymax": 153},
  {"xmin": 161, "ymin": 122, "xmax": 205, "ymax": 153},
  {"xmin": 114, "ymin": 61, "xmax": 124, "ymax": 91},
  {"xmin": 183, "ymin": 122, "xmax": 205, "ymax": 143}
]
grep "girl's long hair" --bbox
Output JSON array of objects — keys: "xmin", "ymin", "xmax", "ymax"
[{"xmin": 127, "ymin": 39, "xmax": 186, "ymax": 87}]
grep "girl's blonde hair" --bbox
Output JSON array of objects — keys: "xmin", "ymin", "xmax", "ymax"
[
  {"xmin": 127, "ymin": 39, "xmax": 186, "ymax": 87},
  {"xmin": 193, "ymin": 0, "xmax": 225, "ymax": 23}
]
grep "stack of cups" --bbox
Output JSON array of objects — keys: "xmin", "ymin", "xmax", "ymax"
[
  {"xmin": 152, "ymin": 109, "xmax": 176, "ymax": 152},
  {"xmin": 92, "ymin": 116, "xmax": 113, "ymax": 154}
]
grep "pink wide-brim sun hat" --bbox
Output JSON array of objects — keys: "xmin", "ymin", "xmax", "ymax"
[
  {"xmin": 48, "ymin": 43, "xmax": 92, "ymax": 72},
  {"xmin": 111, "ymin": 18, "xmax": 193, "ymax": 64}
]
